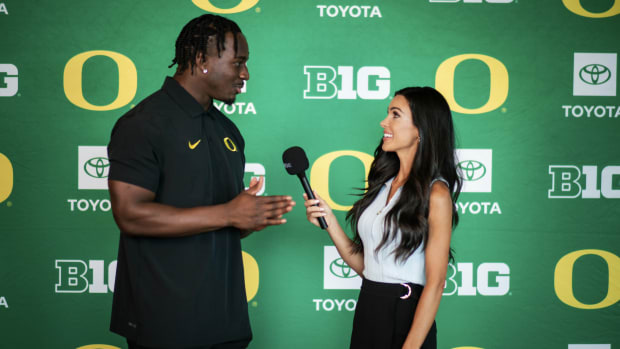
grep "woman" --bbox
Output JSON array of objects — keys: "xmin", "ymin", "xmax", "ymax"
[{"xmin": 304, "ymin": 87, "xmax": 461, "ymax": 349}]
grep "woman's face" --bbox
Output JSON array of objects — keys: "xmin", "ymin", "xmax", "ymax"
[{"xmin": 380, "ymin": 95, "xmax": 420, "ymax": 155}]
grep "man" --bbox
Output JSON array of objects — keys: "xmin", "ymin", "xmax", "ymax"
[{"xmin": 107, "ymin": 14, "xmax": 294, "ymax": 349}]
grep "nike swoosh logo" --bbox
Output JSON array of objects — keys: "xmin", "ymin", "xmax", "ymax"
[{"xmin": 188, "ymin": 139, "xmax": 201, "ymax": 149}]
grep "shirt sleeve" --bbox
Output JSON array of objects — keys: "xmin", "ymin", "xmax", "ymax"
[{"xmin": 107, "ymin": 114, "xmax": 160, "ymax": 193}]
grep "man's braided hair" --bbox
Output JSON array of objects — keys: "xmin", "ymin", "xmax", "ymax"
[{"xmin": 169, "ymin": 14, "xmax": 242, "ymax": 74}]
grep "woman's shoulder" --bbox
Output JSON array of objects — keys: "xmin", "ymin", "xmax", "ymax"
[{"xmin": 429, "ymin": 178, "xmax": 452, "ymax": 208}]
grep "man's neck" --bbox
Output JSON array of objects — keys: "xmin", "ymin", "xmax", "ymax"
[{"xmin": 173, "ymin": 71, "xmax": 212, "ymax": 110}]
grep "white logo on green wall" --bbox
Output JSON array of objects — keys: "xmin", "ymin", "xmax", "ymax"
[
  {"xmin": 324, "ymin": 246, "xmax": 361, "ymax": 289},
  {"xmin": 456, "ymin": 149, "xmax": 492, "ymax": 192},
  {"xmin": 329, "ymin": 258, "xmax": 357, "ymax": 279},
  {"xmin": 579, "ymin": 64, "xmax": 611, "ymax": 85},
  {"xmin": 458, "ymin": 160, "xmax": 487, "ymax": 181},
  {"xmin": 573, "ymin": 53, "xmax": 617, "ymax": 96},
  {"xmin": 78, "ymin": 146, "xmax": 109, "ymax": 190},
  {"xmin": 84, "ymin": 157, "xmax": 109, "ymax": 179}
]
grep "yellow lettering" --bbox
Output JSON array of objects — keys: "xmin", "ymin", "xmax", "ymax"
[
  {"xmin": 192, "ymin": 0, "xmax": 259, "ymax": 14},
  {"xmin": 242, "ymin": 251, "xmax": 259, "ymax": 301},
  {"xmin": 76, "ymin": 345, "xmax": 121, "ymax": 349},
  {"xmin": 64, "ymin": 50, "xmax": 137, "ymax": 111},
  {"xmin": 554, "ymin": 249, "xmax": 620, "ymax": 309},
  {"xmin": 0, "ymin": 153, "xmax": 13, "ymax": 203},
  {"xmin": 563, "ymin": 0, "xmax": 620, "ymax": 18},
  {"xmin": 310, "ymin": 151, "xmax": 373, "ymax": 211},
  {"xmin": 435, "ymin": 54, "xmax": 509, "ymax": 114}
]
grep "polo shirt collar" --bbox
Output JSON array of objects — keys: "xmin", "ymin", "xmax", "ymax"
[{"xmin": 162, "ymin": 76, "xmax": 208, "ymax": 118}]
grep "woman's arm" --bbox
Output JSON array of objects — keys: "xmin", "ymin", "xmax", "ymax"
[
  {"xmin": 402, "ymin": 181, "xmax": 453, "ymax": 349},
  {"xmin": 304, "ymin": 192, "xmax": 364, "ymax": 275}
]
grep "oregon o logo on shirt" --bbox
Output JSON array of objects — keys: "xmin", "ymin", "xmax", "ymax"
[
  {"xmin": 223, "ymin": 137, "xmax": 237, "ymax": 152},
  {"xmin": 192, "ymin": 0, "xmax": 259, "ymax": 13}
]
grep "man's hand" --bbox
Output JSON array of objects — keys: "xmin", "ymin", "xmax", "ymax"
[{"xmin": 226, "ymin": 176, "xmax": 295, "ymax": 231}]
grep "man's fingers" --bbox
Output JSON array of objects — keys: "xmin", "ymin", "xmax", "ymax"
[{"xmin": 245, "ymin": 176, "xmax": 264, "ymax": 196}]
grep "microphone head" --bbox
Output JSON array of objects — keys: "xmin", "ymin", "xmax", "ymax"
[{"xmin": 282, "ymin": 146, "xmax": 309, "ymax": 175}]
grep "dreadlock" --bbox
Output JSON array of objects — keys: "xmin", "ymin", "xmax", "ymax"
[{"xmin": 169, "ymin": 14, "xmax": 242, "ymax": 74}]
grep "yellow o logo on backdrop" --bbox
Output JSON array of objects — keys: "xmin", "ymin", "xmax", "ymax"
[
  {"xmin": 453, "ymin": 347, "xmax": 484, "ymax": 349},
  {"xmin": 0, "ymin": 153, "xmax": 13, "ymax": 203},
  {"xmin": 192, "ymin": 0, "xmax": 259, "ymax": 13},
  {"xmin": 64, "ymin": 50, "xmax": 137, "ymax": 111},
  {"xmin": 243, "ymin": 251, "xmax": 259, "ymax": 301},
  {"xmin": 554, "ymin": 249, "xmax": 620, "ymax": 309},
  {"xmin": 76, "ymin": 345, "xmax": 121, "ymax": 349},
  {"xmin": 310, "ymin": 151, "xmax": 373, "ymax": 211},
  {"xmin": 563, "ymin": 0, "xmax": 620, "ymax": 18},
  {"xmin": 435, "ymin": 54, "xmax": 509, "ymax": 114}
]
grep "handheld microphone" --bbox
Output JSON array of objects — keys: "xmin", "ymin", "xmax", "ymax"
[{"xmin": 282, "ymin": 146, "xmax": 328, "ymax": 229}]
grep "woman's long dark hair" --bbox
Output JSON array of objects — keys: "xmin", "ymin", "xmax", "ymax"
[{"xmin": 346, "ymin": 87, "xmax": 462, "ymax": 262}]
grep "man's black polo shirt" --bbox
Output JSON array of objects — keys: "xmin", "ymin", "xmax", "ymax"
[{"xmin": 108, "ymin": 77, "xmax": 251, "ymax": 348}]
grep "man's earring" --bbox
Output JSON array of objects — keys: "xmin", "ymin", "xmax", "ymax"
[{"xmin": 202, "ymin": 68, "xmax": 208, "ymax": 74}]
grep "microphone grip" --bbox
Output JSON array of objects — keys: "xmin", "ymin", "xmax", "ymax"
[{"xmin": 299, "ymin": 174, "xmax": 328, "ymax": 229}]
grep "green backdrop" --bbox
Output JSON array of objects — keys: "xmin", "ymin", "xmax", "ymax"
[{"xmin": 1, "ymin": 1, "xmax": 619, "ymax": 348}]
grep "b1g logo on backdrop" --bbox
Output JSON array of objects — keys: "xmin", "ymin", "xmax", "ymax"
[
  {"xmin": 548, "ymin": 165, "xmax": 620, "ymax": 199},
  {"xmin": 443, "ymin": 262, "xmax": 510, "ymax": 296},
  {"xmin": 244, "ymin": 163, "xmax": 266, "ymax": 195},
  {"xmin": 555, "ymin": 249, "xmax": 620, "ymax": 309},
  {"xmin": 563, "ymin": 0, "xmax": 620, "ymax": 18},
  {"xmin": 304, "ymin": 66, "xmax": 391, "ymax": 100},
  {"xmin": 55, "ymin": 253, "xmax": 260, "ymax": 301},
  {"xmin": 0, "ymin": 64, "xmax": 18, "ymax": 97},
  {"xmin": 55, "ymin": 259, "xmax": 117, "ymax": 293},
  {"xmin": 456, "ymin": 149, "xmax": 492, "ymax": 193},
  {"xmin": 573, "ymin": 53, "xmax": 617, "ymax": 96},
  {"xmin": 324, "ymin": 246, "xmax": 361, "ymax": 289},
  {"xmin": 316, "ymin": 5, "xmax": 382, "ymax": 18},
  {"xmin": 78, "ymin": 146, "xmax": 109, "ymax": 190},
  {"xmin": 192, "ymin": 0, "xmax": 259, "ymax": 14}
]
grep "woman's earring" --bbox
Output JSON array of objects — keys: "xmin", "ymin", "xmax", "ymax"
[{"xmin": 202, "ymin": 68, "xmax": 208, "ymax": 74}]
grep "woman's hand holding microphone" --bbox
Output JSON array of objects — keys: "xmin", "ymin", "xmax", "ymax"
[{"xmin": 303, "ymin": 190, "xmax": 335, "ymax": 229}]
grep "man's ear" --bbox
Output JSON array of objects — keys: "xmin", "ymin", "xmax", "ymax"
[{"xmin": 196, "ymin": 52, "xmax": 208, "ymax": 70}]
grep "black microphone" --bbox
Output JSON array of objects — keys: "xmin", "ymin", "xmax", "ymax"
[{"xmin": 282, "ymin": 146, "xmax": 328, "ymax": 229}]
